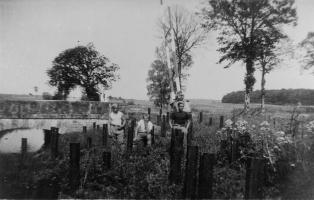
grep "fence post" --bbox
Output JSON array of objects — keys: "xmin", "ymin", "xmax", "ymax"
[
  {"xmin": 83, "ymin": 126, "xmax": 87, "ymax": 133},
  {"xmin": 102, "ymin": 151, "xmax": 111, "ymax": 170},
  {"xmin": 209, "ymin": 117, "xmax": 213, "ymax": 126},
  {"xmin": 50, "ymin": 127, "xmax": 59, "ymax": 158},
  {"xmin": 245, "ymin": 158, "xmax": 265, "ymax": 199},
  {"xmin": 150, "ymin": 126, "xmax": 155, "ymax": 145},
  {"xmin": 199, "ymin": 112, "xmax": 203, "ymax": 124},
  {"xmin": 166, "ymin": 112, "xmax": 170, "ymax": 128},
  {"xmin": 231, "ymin": 139, "xmax": 240, "ymax": 163},
  {"xmin": 97, "ymin": 124, "xmax": 100, "ymax": 132},
  {"xmin": 183, "ymin": 145, "xmax": 199, "ymax": 199},
  {"xmin": 93, "ymin": 122, "xmax": 96, "ymax": 133},
  {"xmin": 127, "ymin": 119, "xmax": 136, "ymax": 152},
  {"xmin": 69, "ymin": 143, "xmax": 80, "ymax": 189},
  {"xmin": 87, "ymin": 137, "xmax": 92, "ymax": 149},
  {"xmin": 219, "ymin": 116, "xmax": 224, "ymax": 128},
  {"xmin": 43, "ymin": 129, "xmax": 51, "ymax": 148},
  {"xmin": 198, "ymin": 153, "xmax": 215, "ymax": 199},
  {"xmin": 161, "ymin": 115, "xmax": 166, "ymax": 137},
  {"xmin": 148, "ymin": 107, "xmax": 151, "ymax": 121},
  {"xmin": 20, "ymin": 138, "xmax": 27, "ymax": 165},
  {"xmin": 169, "ymin": 128, "xmax": 184, "ymax": 184},
  {"xmin": 102, "ymin": 124, "xmax": 108, "ymax": 147}
]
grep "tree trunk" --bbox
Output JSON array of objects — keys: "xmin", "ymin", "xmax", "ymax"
[
  {"xmin": 261, "ymin": 67, "xmax": 266, "ymax": 113},
  {"xmin": 244, "ymin": 57, "xmax": 256, "ymax": 113}
]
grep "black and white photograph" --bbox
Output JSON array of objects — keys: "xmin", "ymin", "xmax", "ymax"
[{"xmin": 1, "ymin": 0, "xmax": 314, "ymax": 198}]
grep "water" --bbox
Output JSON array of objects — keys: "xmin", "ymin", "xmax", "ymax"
[{"xmin": 0, "ymin": 129, "xmax": 44, "ymax": 153}]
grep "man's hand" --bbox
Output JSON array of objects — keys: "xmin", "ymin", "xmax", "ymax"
[{"xmin": 181, "ymin": 127, "xmax": 188, "ymax": 134}]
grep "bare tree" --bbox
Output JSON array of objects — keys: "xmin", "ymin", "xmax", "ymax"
[{"xmin": 159, "ymin": 5, "xmax": 206, "ymax": 91}]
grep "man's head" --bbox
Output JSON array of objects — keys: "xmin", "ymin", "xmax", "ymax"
[
  {"xmin": 178, "ymin": 101, "xmax": 184, "ymax": 112},
  {"xmin": 176, "ymin": 91, "xmax": 184, "ymax": 101},
  {"xmin": 111, "ymin": 103, "xmax": 118, "ymax": 113},
  {"xmin": 143, "ymin": 114, "xmax": 149, "ymax": 122}
]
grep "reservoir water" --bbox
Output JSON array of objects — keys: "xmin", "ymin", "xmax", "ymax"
[{"xmin": 0, "ymin": 129, "xmax": 45, "ymax": 153}]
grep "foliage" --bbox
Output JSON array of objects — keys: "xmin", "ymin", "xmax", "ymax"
[
  {"xmin": 300, "ymin": 32, "xmax": 314, "ymax": 72},
  {"xmin": 146, "ymin": 59, "xmax": 172, "ymax": 109},
  {"xmin": 201, "ymin": 0, "xmax": 297, "ymax": 110},
  {"xmin": 47, "ymin": 43, "xmax": 119, "ymax": 101},
  {"xmin": 42, "ymin": 92, "xmax": 53, "ymax": 100},
  {"xmin": 222, "ymin": 89, "xmax": 314, "ymax": 105},
  {"xmin": 159, "ymin": 5, "xmax": 206, "ymax": 90}
]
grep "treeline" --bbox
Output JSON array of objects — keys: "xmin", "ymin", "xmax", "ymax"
[{"xmin": 222, "ymin": 89, "xmax": 314, "ymax": 105}]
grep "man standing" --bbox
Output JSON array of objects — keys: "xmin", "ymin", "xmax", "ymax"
[
  {"xmin": 134, "ymin": 114, "xmax": 154, "ymax": 147},
  {"xmin": 170, "ymin": 101, "xmax": 191, "ymax": 134},
  {"xmin": 109, "ymin": 103, "xmax": 126, "ymax": 143}
]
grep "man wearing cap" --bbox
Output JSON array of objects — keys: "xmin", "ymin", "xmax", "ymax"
[{"xmin": 109, "ymin": 103, "xmax": 126, "ymax": 143}]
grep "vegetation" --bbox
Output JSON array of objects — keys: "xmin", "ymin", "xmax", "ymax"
[
  {"xmin": 146, "ymin": 59, "xmax": 172, "ymax": 109},
  {"xmin": 47, "ymin": 43, "xmax": 119, "ymax": 101},
  {"xmin": 300, "ymin": 32, "xmax": 314, "ymax": 71},
  {"xmin": 222, "ymin": 89, "xmax": 314, "ymax": 105},
  {"xmin": 159, "ymin": 5, "xmax": 206, "ymax": 92},
  {"xmin": 201, "ymin": 0, "xmax": 297, "ymax": 111}
]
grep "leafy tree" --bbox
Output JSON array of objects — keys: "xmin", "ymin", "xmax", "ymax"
[
  {"xmin": 300, "ymin": 32, "xmax": 314, "ymax": 72},
  {"xmin": 201, "ymin": 0, "xmax": 297, "ymax": 112},
  {"xmin": 159, "ymin": 5, "xmax": 206, "ymax": 91},
  {"xmin": 147, "ymin": 59, "xmax": 172, "ymax": 109},
  {"xmin": 256, "ymin": 38, "xmax": 295, "ymax": 112},
  {"xmin": 47, "ymin": 43, "xmax": 119, "ymax": 101}
]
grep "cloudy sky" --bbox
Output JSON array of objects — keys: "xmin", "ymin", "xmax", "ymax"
[{"xmin": 1, "ymin": 0, "xmax": 314, "ymax": 100}]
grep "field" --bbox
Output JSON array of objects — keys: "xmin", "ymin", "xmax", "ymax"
[{"xmin": 1, "ymin": 100, "xmax": 314, "ymax": 198}]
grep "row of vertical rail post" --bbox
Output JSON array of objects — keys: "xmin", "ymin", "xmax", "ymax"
[{"xmin": 18, "ymin": 107, "xmax": 263, "ymax": 199}]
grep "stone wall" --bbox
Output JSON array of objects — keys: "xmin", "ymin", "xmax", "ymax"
[{"xmin": 0, "ymin": 100, "xmax": 109, "ymax": 119}]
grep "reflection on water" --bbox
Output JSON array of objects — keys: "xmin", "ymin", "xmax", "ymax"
[{"xmin": 0, "ymin": 129, "xmax": 44, "ymax": 153}]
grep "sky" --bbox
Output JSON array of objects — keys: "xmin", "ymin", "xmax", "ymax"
[{"xmin": 1, "ymin": 0, "xmax": 314, "ymax": 100}]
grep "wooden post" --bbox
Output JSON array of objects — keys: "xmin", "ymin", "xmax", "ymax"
[
  {"xmin": 150, "ymin": 126, "xmax": 155, "ymax": 145},
  {"xmin": 166, "ymin": 112, "xmax": 170, "ymax": 128},
  {"xmin": 183, "ymin": 145, "xmax": 199, "ymax": 199},
  {"xmin": 169, "ymin": 128, "xmax": 184, "ymax": 184},
  {"xmin": 159, "ymin": 108, "xmax": 162, "ymax": 117},
  {"xmin": 161, "ymin": 115, "xmax": 166, "ymax": 137},
  {"xmin": 245, "ymin": 158, "xmax": 265, "ymax": 199},
  {"xmin": 69, "ymin": 143, "xmax": 80, "ymax": 189},
  {"xmin": 148, "ymin": 107, "xmax": 151, "ymax": 121},
  {"xmin": 21, "ymin": 138, "xmax": 27, "ymax": 164},
  {"xmin": 50, "ymin": 127, "xmax": 59, "ymax": 158},
  {"xmin": 198, "ymin": 153, "xmax": 215, "ymax": 199},
  {"xmin": 83, "ymin": 126, "xmax": 87, "ymax": 133},
  {"xmin": 93, "ymin": 122, "xmax": 96, "ymax": 133},
  {"xmin": 187, "ymin": 122, "xmax": 193, "ymax": 146},
  {"xmin": 87, "ymin": 137, "xmax": 92, "ymax": 149},
  {"xmin": 97, "ymin": 124, "xmax": 100, "ymax": 131},
  {"xmin": 102, "ymin": 151, "xmax": 111, "ymax": 170},
  {"xmin": 231, "ymin": 139, "xmax": 240, "ymax": 163},
  {"xmin": 102, "ymin": 124, "xmax": 108, "ymax": 147},
  {"xmin": 208, "ymin": 117, "xmax": 213, "ymax": 126},
  {"xmin": 127, "ymin": 119, "xmax": 136, "ymax": 152},
  {"xmin": 219, "ymin": 116, "xmax": 224, "ymax": 128},
  {"xmin": 43, "ymin": 129, "xmax": 51, "ymax": 148},
  {"xmin": 199, "ymin": 112, "xmax": 203, "ymax": 124}
]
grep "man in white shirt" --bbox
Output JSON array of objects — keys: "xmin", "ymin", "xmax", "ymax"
[
  {"xmin": 109, "ymin": 103, "xmax": 126, "ymax": 143},
  {"xmin": 134, "ymin": 114, "xmax": 153, "ymax": 147}
]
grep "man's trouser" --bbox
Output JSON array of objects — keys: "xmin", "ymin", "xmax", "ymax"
[
  {"xmin": 110, "ymin": 125, "xmax": 124, "ymax": 143},
  {"xmin": 137, "ymin": 132, "xmax": 152, "ymax": 147}
]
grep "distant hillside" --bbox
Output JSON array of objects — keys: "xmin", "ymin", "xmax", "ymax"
[
  {"xmin": 0, "ymin": 93, "xmax": 43, "ymax": 101},
  {"xmin": 222, "ymin": 89, "xmax": 314, "ymax": 105}
]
